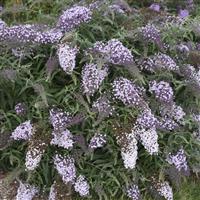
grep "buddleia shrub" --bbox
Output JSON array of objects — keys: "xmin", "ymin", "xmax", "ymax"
[{"xmin": 0, "ymin": 0, "xmax": 200, "ymax": 199}]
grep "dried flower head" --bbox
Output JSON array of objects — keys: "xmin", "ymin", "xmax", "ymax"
[
  {"xmin": 58, "ymin": 43, "xmax": 78, "ymax": 74},
  {"xmin": 89, "ymin": 133, "xmax": 106, "ymax": 149},
  {"xmin": 149, "ymin": 80, "xmax": 174, "ymax": 104},
  {"xmin": 127, "ymin": 184, "xmax": 141, "ymax": 200},
  {"xmin": 54, "ymin": 154, "xmax": 76, "ymax": 184},
  {"xmin": 81, "ymin": 63, "xmax": 108, "ymax": 96},
  {"xmin": 51, "ymin": 129, "xmax": 74, "ymax": 149},
  {"xmin": 11, "ymin": 120, "xmax": 34, "ymax": 140},
  {"xmin": 57, "ymin": 6, "xmax": 92, "ymax": 32},
  {"xmin": 116, "ymin": 130, "xmax": 138, "ymax": 169},
  {"xmin": 74, "ymin": 175, "xmax": 90, "ymax": 197},
  {"xmin": 16, "ymin": 182, "xmax": 38, "ymax": 200},
  {"xmin": 112, "ymin": 77, "xmax": 146, "ymax": 108}
]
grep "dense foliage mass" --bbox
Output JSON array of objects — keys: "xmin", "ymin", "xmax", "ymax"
[{"xmin": 0, "ymin": 0, "xmax": 200, "ymax": 199}]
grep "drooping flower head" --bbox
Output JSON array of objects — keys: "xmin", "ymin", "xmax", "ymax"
[
  {"xmin": 112, "ymin": 77, "xmax": 147, "ymax": 108},
  {"xmin": 51, "ymin": 129, "xmax": 74, "ymax": 149},
  {"xmin": 11, "ymin": 120, "xmax": 34, "ymax": 140},
  {"xmin": 149, "ymin": 80, "xmax": 174, "ymax": 104},
  {"xmin": 89, "ymin": 133, "xmax": 106, "ymax": 149},
  {"xmin": 74, "ymin": 175, "xmax": 90, "ymax": 197},
  {"xmin": 81, "ymin": 63, "xmax": 108, "ymax": 96},
  {"xmin": 16, "ymin": 182, "xmax": 38, "ymax": 200},
  {"xmin": 58, "ymin": 43, "xmax": 78, "ymax": 74},
  {"xmin": 54, "ymin": 154, "xmax": 76, "ymax": 184},
  {"xmin": 57, "ymin": 6, "xmax": 92, "ymax": 32}
]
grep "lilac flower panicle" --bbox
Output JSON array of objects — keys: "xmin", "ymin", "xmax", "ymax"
[
  {"xmin": 57, "ymin": 6, "xmax": 92, "ymax": 32},
  {"xmin": 54, "ymin": 154, "xmax": 76, "ymax": 184},
  {"xmin": 81, "ymin": 63, "xmax": 108, "ymax": 96},
  {"xmin": 74, "ymin": 175, "xmax": 90, "ymax": 197},
  {"xmin": 154, "ymin": 181, "xmax": 173, "ymax": 200},
  {"xmin": 160, "ymin": 104, "xmax": 185, "ymax": 124},
  {"xmin": 112, "ymin": 77, "xmax": 146, "ymax": 108},
  {"xmin": 138, "ymin": 24, "xmax": 161, "ymax": 45},
  {"xmin": 149, "ymin": 81, "xmax": 174, "ymax": 104},
  {"xmin": 136, "ymin": 109, "xmax": 157, "ymax": 129},
  {"xmin": 51, "ymin": 129, "xmax": 74, "ymax": 149},
  {"xmin": 58, "ymin": 43, "xmax": 78, "ymax": 74},
  {"xmin": 89, "ymin": 133, "xmax": 106, "ymax": 149},
  {"xmin": 179, "ymin": 9, "xmax": 189, "ymax": 19},
  {"xmin": 0, "ymin": 25, "xmax": 63, "ymax": 44},
  {"xmin": 11, "ymin": 120, "xmax": 34, "ymax": 140},
  {"xmin": 15, "ymin": 102, "xmax": 27, "ymax": 116},
  {"xmin": 49, "ymin": 107, "xmax": 72, "ymax": 131},
  {"xmin": 136, "ymin": 127, "xmax": 159, "ymax": 155},
  {"xmin": 116, "ymin": 131, "xmax": 138, "ymax": 169},
  {"xmin": 153, "ymin": 53, "xmax": 179, "ymax": 72},
  {"xmin": 16, "ymin": 182, "xmax": 38, "ymax": 200},
  {"xmin": 89, "ymin": 39, "xmax": 134, "ymax": 66},
  {"xmin": 127, "ymin": 184, "xmax": 141, "ymax": 200},
  {"xmin": 92, "ymin": 95, "xmax": 115, "ymax": 116},
  {"xmin": 166, "ymin": 148, "xmax": 189, "ymax": 174},
  {"xmin": 149, "ymin": 3, "xmax": 160, "ymax": 12},
  {"xmin": 158, "ymin": 117, "xmax": 179, "ymax": 131}
]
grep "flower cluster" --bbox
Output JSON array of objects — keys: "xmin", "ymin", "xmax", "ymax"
[
  {"xmin": 25, "ymin": 140, "xmax": 47, "ymax": 171},
  {"xmin": 137, "ymin": 24, "xmax": 161, "ymax": 46},
  {"xmin": 112, "ymin": 77, "xmax": 146, "ymax": 108},
  {"xmin": 149, "ymin": 80, "xmax": 174, "ymax": 104},
  {"xmin": 92, "ymin": 95, "xmax": 115, "ymax": 117},
  {"xmin": 0, "ymin": 19, "xmax": 6, "ymax": 29},
  {"xmin": 74, "ymin": 175, "xmax": 90, "ymax": 197},
  {"xmin": 153, "ymin": 181, "xmax": 173, "ymax": 200},
  {"xmin": 157, "ymin": 117, "xmax": 179, "ymax": 131},
  {"xmin": 160, "ymin": 104, "xmax": 185, "ymax": 124},
  {"xmin": 127, "ymin": 184, "xmax": 141, "ymax": 200},
  {"xmin": 89, "ymin": 39, "xmax": 134, "ymax": 65},
  {"xmin": 15, "ymin": 102, "xmax": 27, "ymax": 116},
  {"xmin": 166, "ymin": 148, "xmax": 189, "ymax": 174},
  {"xmin": 81, "ymin": 63, "xmax": 108, "ymax": 95},
  {"xmin": 54, "ymin": 154, "xmax": 76, "ymax": 184},
  {"xmin": 16, "ymin": 182, "xmax": 38, "ymax": 200},
  {"xmin": 11, "ymin": 120, "xmax": 34, "ymax": 140},
  {"xmin": 0, "ymin": 25, "xmax": 63, "ymax": 44},
  {"xmin": 137, "ymin": 126, "xmax": 159, "ymax": 155},
  {"xmin": 51, "ymin": 129, "xmax": 74, "ymax": 149},
  {"xmin": 57, "ymin": 43, "xmax": 78, "ymax": 74},
  {"xmin": 89, "ymin": 133, "xmax": 106, "ymax": 149},
  {"xmin": 136, "ymin": 109, "xmax": 157, "ymax": 129},
  {"xmin": 57, "ymin": 6, "xmax": 92, "ymax": 32},
  {"xmin": 149, "ymin": 3, "xmax": 160, "ymax": 12},
  {"xmin": 49, "ymin": 107, "xmax": 72, "ymax": 131},
  {"xmin": 116, "ymin": 131, "xmax": 138, "ymax": 169},
  {"xmin": 139, "ymin": 53, "xmax": 179, "ymax": 73}
]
